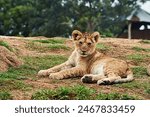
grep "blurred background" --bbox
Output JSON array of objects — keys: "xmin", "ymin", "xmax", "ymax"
[{"xmin": 0, "ymin": 0, "xmax": 149, "ymax": 38}]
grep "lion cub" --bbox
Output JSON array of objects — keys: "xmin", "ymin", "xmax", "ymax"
[{"xmin": 38, "ymin": 30, "xmax": 134, "ymax": 85}]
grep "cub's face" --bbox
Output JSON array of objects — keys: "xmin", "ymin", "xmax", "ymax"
[{"xmin": 72, "ymin": 30, "xmax": 100, "ymax": 57}]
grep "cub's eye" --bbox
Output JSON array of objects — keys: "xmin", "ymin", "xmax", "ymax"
[
  {"xmin": 79, "ymin": 41, "xmax": 83, "ymax": 44},
  {"xmin": 87, "ymin": 43, "xmax": 92, "ymax": 46}
]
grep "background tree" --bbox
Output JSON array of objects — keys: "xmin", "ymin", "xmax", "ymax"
[
  {"xmin": 0, "ymin": 0, "xmax": 146, "ymax": 37},
  {"xmin": 0, "ymin": 0, "xmax": 35, "ymax": 36},
  {"xmin": 29, "ymin": 0, "xmax": 72, "ymax": 37}
]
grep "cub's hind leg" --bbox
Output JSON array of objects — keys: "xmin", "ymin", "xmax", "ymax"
[
  {"xmin": 81, "ymin": 74, "xmax": 106, "ymax": 83},
  {"xmin": 97, "ymin": 73, "xmax": 121, "ymax": 85}
]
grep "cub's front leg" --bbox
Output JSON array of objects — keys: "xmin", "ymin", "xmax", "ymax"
[
  {"xmin": 38, "ymin": 69, "xmax": 55, "ymax": 77},
  {"xmin": 49, "ymin": 67, "xmax": 86, "ymax": 79},
  {"xmin": 38, "ymin": 61, "xmax": 72, "ymax": 77}
]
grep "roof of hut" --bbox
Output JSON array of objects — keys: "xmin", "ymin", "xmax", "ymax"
[{"xmin": 126, "ymin": 8, "xmax": 150, "ymax": 23}]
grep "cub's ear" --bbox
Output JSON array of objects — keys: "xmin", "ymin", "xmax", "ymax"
[
  {"xmin": 91, "ymin": 32, "xmax": 100, "ymax": 43},
  {"xmin": 72, "ymin": 30, "xmax": 82, "ymax": 41}
]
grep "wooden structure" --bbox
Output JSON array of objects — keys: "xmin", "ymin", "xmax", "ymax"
[{"xmin": 118, "ymin": 8, "xmax": 150, "ymax": 39}]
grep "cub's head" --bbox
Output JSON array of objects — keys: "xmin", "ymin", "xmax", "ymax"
[{"xmin": 72, "ymin": 30, "xmax": 100, "ymax": 57}]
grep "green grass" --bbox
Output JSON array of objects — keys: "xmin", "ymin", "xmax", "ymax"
[
  {"xmin": 115, "ymin": 81, "xmax": 140, "ymax": 89},
  {"xmin": 96, "ymin": 43, "xmax": 110, "ymax": 52},
  {"xmin": 72, "ymin": 85, "xmax": 95, "ymax": 100},
  {"xmin": 145, "ymin": 88, "xmax": 150, "ymax": 94},
  {"xmin": 31, "ymin": 89, "xmax": 54, "ymax": 100},
  {"xmin": 23, "ymin": 55, "xmax": 68, "ymax": 70},
  {"xmin": 0, "ymin": 55, "xmax": 67, "ymax": 80},
  {"xmin": 126, "ymin": 54, "xmax": 149, "ymax": 62},
  {"xmin": 0, "ymin": 40, "xmax": 12, "ymax": 51},
  {"xmin": 132, "ymin": 47, "xmax": 150, "ymax": 52},
  {"xmin": 32, "ymin": 85, "xmax": 95, "ymax": 100},
  {"xmin": 27, "ymin": 41, "xmax": 70, "ymax": 52},
  {"xmin": 140, "ymin": 40, "xmax": 150, "ymax": 44},
  {"xmin": 34, "ymin": 38, "xmax": 65, "ymax": 44},
  {"xmin": 47, "ymin": 44, "xmax": 70, "ymax": 50},
  {"xmin": 54, "ymin": 87, "xmax": 72, "ymax": 100},
  {"xmin": 132, "ymin": 66, "xmax": 147, "ymax": 78},
  {"xmin": 0, "ymin": 65, "xmax": 36, "ymax": 80},
  {"xmin": 0, "ymin": 91, "xmax": 12, "ymax": 100},
  {"xmin": 0, "ymin": 55, "xmax": 67, "ymax": 98},
  {"xmin": 114, "ymin": 80, "xmax": 150, "ymax": 89},
  {"xmin": 114, "ymin": 80, "xmax": 150, "ymax": 97},
  {"xmin": 96, "ymin": 93, "xmax": 137, "ymax": 100},
  {"xmin": 31, "ymin": 85, "xmax": 137, "ymax": 100},
  {"xmin": 0, "ymin": 79, "xmax": 31, "ymax": 91}
]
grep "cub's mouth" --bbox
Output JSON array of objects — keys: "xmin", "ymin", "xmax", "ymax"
[
  {"xmin": 81, "ymin": 52, "xmax": 87, "ymax": 55},
  {"xmin": 79, "ymin": 51, "xmax": 88, "ymax": 56}
]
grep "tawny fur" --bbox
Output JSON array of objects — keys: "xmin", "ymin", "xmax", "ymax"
[{"xmin": 38, "ymin": 30, "xmax": 134, "ymax": 85}]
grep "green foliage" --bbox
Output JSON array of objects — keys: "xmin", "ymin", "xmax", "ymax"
[
  {"xmin": 120, "ymin": 94, "xmax": 137, "ymax": 100},
  {"xmin": 27, "ymin": 41, "xmax": 70, "ymax": 52},
  {"xmin": 47, "ymin": 44, "xmax": 70, "ymax": 50},
  {"xmin": 114, "ymin": 81, "xmax": 150, "ymax": 91},
  {"xmin": 132, "ymin": 47, "xmax": 150, "ymax": 52},
  {"xmin": 96, "ymin": 93, "xmax": 120, "ymax": 100},
  {"xmin": 72, "ymin": 85, "xmax": 95, "ymax": 100},
  {"xmin": 101, "ymin": 30, "xmax": 114, "ymax": 37},
  {"xmin": 132, "ymin": 66, "xmax": 147, "ymax": 78},
  {"xmin": 0, "ymin": 55, "xmax": 67, "ymax": 80},
  {"xmin": 115, "ymin": 81, "xmax": 140, "ymax": 89},
  {"xmin": 140, "ymin": 40, "xmax": 150, "ymax": 44},
  {"xmin": 34, "ymin": 38, "xmax": 65, "ymax": 44},
  {"xmin": 31, "ymin": 89, "xmax": 54, "ymax": 100},
  {"xmin": 14, "ymin": 81, "xmax": 31, "ymax": 91},
  {"xmin": 0, "ymin": 65, "xmax": 36, "ymax": 80},
  {"xmin": 0, "ymin": 79, "xmax": 31, "ymax": 91},
  {"xmin": 0, "ymin": 91, "xmax": 12, "ymax": 100},
  {"xmin": 0, "ymin": 40, "xmax": 12, "ymax": 51},
  {"xmin": 126, "ymin": 54, "xmax": 149, "ymax": 62},
  {"xmin": 0, "ymin": 0, "xmax": 144, "ymax": 37},
  {"xmin": 0, "ymin": 55, "xmax": 67, "ymax": 96},
  {"xmin": 23, "ymin": 55, "xmax": 67, "ymax": 70},
  {"xmin": 54, "ymin": 87, "xmax": 72, "ymax": 100},
  {"xmin": 96, "ymin": 93, "xmax": 137, "ymax": 100},
  {"xmin": 32, "ymin": 85, "xmax": 95, "ymax": 100},
  {"xmin": 96, "ymin": 43, "xmax": 110, "ymax": 52},
  {"xmin": 145, "ymin": 88, "xmax": 150, "ymax": 94},
  {"xmin": 31, "ymin": 85, "xmax": 137, "ymax": 100},
  {"xmin": 0, "ymin": 0, "xmax": 36, "ymax": 36}
]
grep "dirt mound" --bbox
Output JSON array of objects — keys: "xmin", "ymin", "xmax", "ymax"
[{"xmin": 0, "ymin": 46, "xmax": 22, "ymax": 72}]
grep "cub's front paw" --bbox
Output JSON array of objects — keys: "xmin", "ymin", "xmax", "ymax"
[
  {"xmin": 38, "ymin": 70, "xmax": 49, "ymax": 77},
  {"xmin": 49, "ymin": 73, "xmax": 63, "ymax": 80},
  {"xmin": 81, "ymin": 75, "xmax": 96, "ymax": 83}
]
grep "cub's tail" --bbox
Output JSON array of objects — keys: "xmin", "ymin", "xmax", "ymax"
[{"xmin": 114, "ymin": 69, "xmax": 134, "ymax": 84}]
